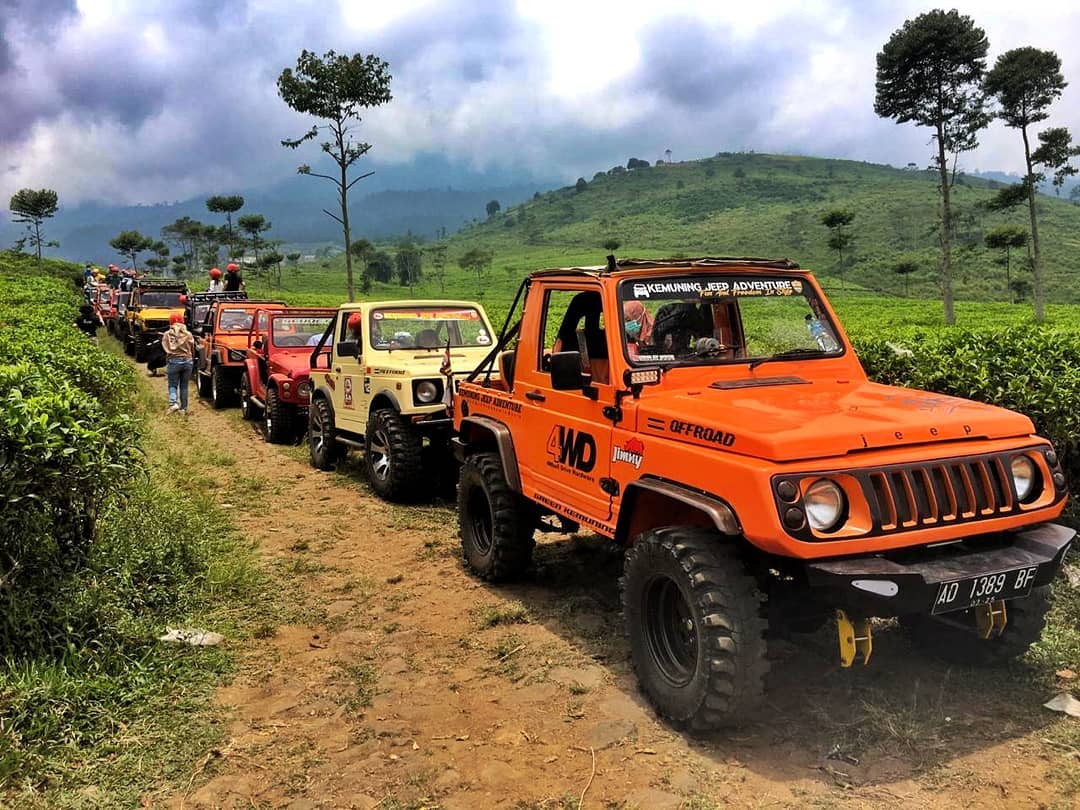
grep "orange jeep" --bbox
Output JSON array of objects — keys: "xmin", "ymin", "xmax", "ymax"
[
  {"xmin": 453, "ymin": 257, "xmax": 1074, "ymax": 731},
  {"xmin": 193, "ymin": 298, "xmax": 285, "ymax": 408}
]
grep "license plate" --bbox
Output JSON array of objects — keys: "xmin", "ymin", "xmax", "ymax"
[{"xmin": 932, "ymin": 565, "xmax": 1040, "ymax": 615}]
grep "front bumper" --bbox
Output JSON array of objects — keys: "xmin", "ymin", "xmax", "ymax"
[{"xmin": 806, "ymin": 523, "xmax": 1074, "ymax": 617}]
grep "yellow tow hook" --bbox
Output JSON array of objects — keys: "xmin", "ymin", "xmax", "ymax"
[
  {"xmin": 836, "ymin": 610, "xmax": 873, "ymax": 667},
  {"xmin": 975, "ymin": 600, "xmax": 1008, "ymax": 639}
]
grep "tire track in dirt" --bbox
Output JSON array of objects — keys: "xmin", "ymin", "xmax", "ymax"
[{"xmin": 139, "ymin": 370, "xmax": 1074, "ymax": 810}]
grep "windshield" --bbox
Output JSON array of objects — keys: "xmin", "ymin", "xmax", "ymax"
[
  {"xmin": 619, "ymin": 274, "xmax": 842, "ymax": 366},
  {"xmin": 369, "ymin": 307, "xmax": 491, "ymax": 351},
  {"xmin": 272, "ymin": 316, "xmax": 333, "ymax": 347},
  {"xmin": 217, "ymin": 308, "xmax": 253, "ymax": 331},
  {"xmin": 97, "ymin": 289, "xmax": 111, "ymax": 305},
  {"xmin": 140, "ymin": 291, "xmax": 183, "ymax": 308}
]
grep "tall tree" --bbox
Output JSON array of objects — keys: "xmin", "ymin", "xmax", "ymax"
[
  {"xmin": 9, "ymin": 188, "xmax": 59, "ymax": 268},
  {"xmin": 458, "ymin": 247, "xmax": 494, "ymax": 298},
  {"xmin": 984, "ymin": 225, "xmax": 1029, "ymax": 295},
  {"xmin": 875, "ymin": 9, "xmax": 990, "ymax": 324},
  {"xmin": 237, "ymin": 214, "xmax": 271, "ymax": 262},
  {"xmin": 892, "ymin": 259, "xmax": 919, "ymax": 296},
  {"xmin": 426, "ymin": 244, "xmax": 448, "ymax": 295},
  {"xmin": 278, "ymin": 49, "xmax": 393, "ymax": 303},
  {"xmin": 395, "ymin": 240, "xmax": 422, "ymax": 291},
  {"xmin": 109, "ymin": 230, "xmax": 154, "ymax": 270},
  {"xmin": 205, "ymin": 194, "xmax": 244, "ymax": 257},
  {"xmin": 820, "ymin": 209, "xmax": 855, "ymax": 289},
  {"xmin": 984, "ymin": 47, "xmax": 1068, "ymax": 321},
  {"xmin": 485, "ymin": 199, "xmax": 501, "ymax": 218}
]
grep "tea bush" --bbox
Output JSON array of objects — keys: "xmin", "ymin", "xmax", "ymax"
[{"xmin": 854, "ymin": 326, "xmax": 1080, "ymax": 500}]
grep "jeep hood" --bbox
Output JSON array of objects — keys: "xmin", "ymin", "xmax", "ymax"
[
  {"xmin": 271, "ymin": 350, "xmax": 312, "ymax": 378},
  {"xmin": 139, "ymin": 307, "xmax": 182, "ymax": 320},
  {"xmin": 638, "ymin": 379, "xmax": 1035, "ymax": 462},
  {"xmin": 367, "ymin": 347, "xmax": 492, "ymax": 373}
]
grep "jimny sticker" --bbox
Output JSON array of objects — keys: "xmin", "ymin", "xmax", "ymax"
[{"xmin": 612, "ymin": 438, "xmax": 644, "ymax": 469}]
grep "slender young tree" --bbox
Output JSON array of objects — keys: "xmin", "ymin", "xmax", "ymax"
[
  {"xmin": 984, "ymin": 225, "xmax": 1029, "ymax": 295},
  {"xmin": 237, "ymin": 214, "xmax": 271, "ymax": 262},
  {"xmin": 984, "ymin": 47, "xmax": 1068, "ymax": 320},
  {"xmin": 820, "ymin": 210, "xmax": 855, "ymax": 290},
  {"xmin": 109, "ymin": 230, "xmax": 154, "ymax": 270},
  {"xmin": 278, "ymin": 49, "xmax": 392, "ymax": 302},
  {"xmin": 9, "ymin": 188, "xmax": 59, "ymax": 268},
  {"xmin": 875, "ymin": 9, "xmax": 990, "ymax": 324},
  {"xmin": 205, "ymin": 195, "xmax": 245, "ymax": 257}
]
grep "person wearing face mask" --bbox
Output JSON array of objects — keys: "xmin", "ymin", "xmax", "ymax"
[{"xmin": 162, "ymin": 312, "xmax": 196, "ymax": 415}]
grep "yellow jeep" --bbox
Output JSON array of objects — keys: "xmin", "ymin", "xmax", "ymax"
[
  {"xmin": 123, "ymin": 280, "xmax": 188, "ymax": 361},
  {"xmin": 307, "ymin": 300, "xmax": 496, "ymax": 501}
]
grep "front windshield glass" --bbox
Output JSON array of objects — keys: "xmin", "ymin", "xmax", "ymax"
[
  {"xmin": 141, "ymin": 291, "xmax": 183, "ymax": 307},
  {"xmin": 97, "ymin": 289, "xmax": 111, "ymax": 305},
  {"xmin": 217, "ymin": 308, "xmax": 253, "ymax": 331},
  {"xmin": 620, "ymin": 274, "xmax": 842, "ymax": 366},
  {"xmin": 272, "ymin": 315, "xmax": 333, "ymax": 347},
  {"xmin": 369, "ymin": 307, "xmax": 491, "ymax": 351}
]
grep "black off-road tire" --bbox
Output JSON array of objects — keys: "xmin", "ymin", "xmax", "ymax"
[
  {"xmin": 364, "ymin": 408, "xmax": 423, "ymax": 502},
  {"xmin": 123, "ymin": 332, "xmax": 135, "ymax": 356},
  {"xmin": 308, "ymin": 396, "xmax": 344, "ymax": 470},
  {"xmin": 210, "ymin": 365, "xmax": 233, "ymax": 409},
  {"xmin": 239, "ymin": 373, "xmax": 258, "ymax": 420},
  {"xmin": 902, "ymin": 587, "xmax": 1051, "ymax": 666},
  {"xmin": 196, "ymin": 368, "xmax": 212, "ymax": 398},
  {"xmin": 133, "ymin": 333, "xmax": 148, "ymax": 362},
  {"xmin": 458, "ymin": 452, "xmax": 535, "ymax": 581},
  {"xmin": 264, "ymin": 387, "xmax": 295, "ymax": 444},
  {"xmin": 621, "ymin": 527, "xmax": 769, "ymax": 731}
]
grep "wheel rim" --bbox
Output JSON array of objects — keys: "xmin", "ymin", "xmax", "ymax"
[
  {"xmin": 642, "ymin": 576, "xmax": 698, "ymax": 688},
  {"xmin": 368, "ymin": 428, "xmax": 391, "ymax": 480},
  {"xmin": 310, "ymin": 405, "xmax": 326, "ymax": 454},
  {"xmin": 212, "ymin": 371, "xmax": 220, "ymax": 404},
  {"xmin": 466, "ymin": 485, "xmax": 493, "ymax": 554},
  {"xmin": 265, "ymin": 394, "xmax": 274, "ymax": 434},
  {"xmin": 240, "ymin": 378, "xmax": 251, "ymax": 417}
]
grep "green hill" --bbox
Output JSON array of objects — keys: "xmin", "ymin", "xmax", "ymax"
[{"xmin": 244, "ymin": 152, "xmax": 1080, "ymax": 325}]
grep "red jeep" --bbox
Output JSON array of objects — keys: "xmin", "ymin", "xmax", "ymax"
[{"xmin": 238, "ymin": 307, "xmax": 337, "ymax": 443}]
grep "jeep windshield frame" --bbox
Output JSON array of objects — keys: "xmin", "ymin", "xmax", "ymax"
[
  {"xmin": 617, "ymin": 273, "xmax": 844, "ymax": 369},
  {"xmin": 369, "ymin": 305, "xmax": 492, "ymax": 352}
]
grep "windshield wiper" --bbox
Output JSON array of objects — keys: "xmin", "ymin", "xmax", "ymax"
[{"xmin": 748, "ymin": 347, "xmax": 828, "ymax": 371}]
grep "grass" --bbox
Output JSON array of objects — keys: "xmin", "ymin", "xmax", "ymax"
[
  {"xmin": 341, "ymin": 662, "xmax": 379, "ymax": 713},
  {"xmin": 474, "ymin": 600, "xmax": 531, "ymax": 628},
  {"xmin": 0, "ymin": 326, "xmax": 283, "ymax": 807}
]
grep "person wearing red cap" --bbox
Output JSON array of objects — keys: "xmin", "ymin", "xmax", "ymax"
[
  {"xmin": 207, "ymin": 267, "xmax": 224, "ymax": 293},
  {"xmin": 162, "ymin": 311, "xmax": 195, "ymax": 414},
  {"xmin": 106, "ymin": 264, "xmax": 122, "ymax": 289},
  {"xmin": 223, "ymin": 262, "xmax": 245, "ymax": 292}
]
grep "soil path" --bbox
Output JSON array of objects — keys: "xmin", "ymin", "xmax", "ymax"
[{"xmin": 142, "ymin": 372, "xmax": 1076, "ymax": 810}]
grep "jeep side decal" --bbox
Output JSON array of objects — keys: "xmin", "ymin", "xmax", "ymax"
[{"xmin": 546, "ymin": 426, "xmax": 596, "ymax": 474}]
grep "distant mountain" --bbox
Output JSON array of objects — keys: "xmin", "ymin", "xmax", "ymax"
[
  {"xmin": 0, "ymin": 152, "xmax": 560, "ymax": 264},
  {"xmin": 970, "ymin": 169, "xmax": 1079, "ymax": 199}
]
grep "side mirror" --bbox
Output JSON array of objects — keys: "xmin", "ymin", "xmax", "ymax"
[
  {"xmin": 336, "ymin": 340, "xmax": 358, "ymax": 358},
  {"xmin": 253, "ymin": 339, "xmax": 264, "ymax": 351},
  {"xmin": 311, "ymin": 350, "xmax": 331, "ymax": 369},
  {"xmin": 550, "ymin": 351, "xmax": 585, "ymax": 390}
]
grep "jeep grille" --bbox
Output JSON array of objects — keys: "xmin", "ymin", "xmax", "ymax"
[
  {"xmin": 145, "ymin": 319, "xmax": 169, "ymax": 330},
  {"xmin": 866, "ymin": 455, "xmax": 1018, "ymax": 532}
]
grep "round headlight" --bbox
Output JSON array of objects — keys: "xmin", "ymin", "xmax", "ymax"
[
  {"xmin": 416, "ymin": 380, "xmax": 439, "ymax": 403},
  {"xmin": 804, "ymin": 479, "xmax": 846, "ymax": 532},
  {"xmin": 297, "ymin": 382, "xmax": 311, "ymax": 398},
  {"xmin": 1010, "ymin": 455, "xmax": 1037, "ymax": 501}
]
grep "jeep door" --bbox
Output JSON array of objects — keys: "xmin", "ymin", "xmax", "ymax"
[
  {"xmin": 331, "ymin": 309, "xmax": 368, "ymax": 434},
  {"xmin": 515, "ymin": 283, "xmax": 616, "ymax": 529}
]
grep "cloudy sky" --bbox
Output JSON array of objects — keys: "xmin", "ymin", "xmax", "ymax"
[{"xmin": 1, "ymin": 0, "xmax": 1078, "ymax": 207}]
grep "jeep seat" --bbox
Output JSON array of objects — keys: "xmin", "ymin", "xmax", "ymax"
[
  {"xmin": 498, "ymin": 349, "xmax": 517, "ymax": 389},
  {"xmin": 417, "ymin": 328, "xmax": 439, "ymax": 349}
]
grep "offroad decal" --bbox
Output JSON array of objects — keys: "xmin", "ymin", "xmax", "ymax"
[
  {"xmin": 369, "ymin": 368, "xmax": 408, "ymax": 376},
  {"xmin": 612, "ymin": 438, "xmax": 644, "ymax": 469},
  {"xmin": 669, "ymin": 419, "xmax": 735, "ymax": 447},
  {"xmin": 533, "ymin": 492, "xmax": 610, "ymax": 534},
  {"xmin": 459, "ymin": 388, "xmax": 523, "ymax": 416},
  {"xmin": 546, "ymin": 426, "xmax": 596, "ymax": 477},
  {"xmin": 343, "ymin": 376, "xmax": 354, "ymax": 408}
]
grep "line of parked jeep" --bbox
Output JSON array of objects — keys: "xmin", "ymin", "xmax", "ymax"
[{"xmin": 90, "ymin": 258, "xmax": 1075, "ymax": 735}]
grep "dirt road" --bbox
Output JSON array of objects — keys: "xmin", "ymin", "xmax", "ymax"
[{"xmin": 146, "ymin": 374, "xmax": 1078, "ymax": 810}]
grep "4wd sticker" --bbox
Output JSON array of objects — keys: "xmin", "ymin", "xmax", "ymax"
[
  {"xmin": 669, "ymin": 419, "xmax": 735, "ymax": 447},
  {"xmin": 612, "ymin": 438, "xmax": 645, "ymax": 469},
  {"xmin": 546, "ymin": 425, "xmax": 596, "ymax": 477},
  {"xmin": 343, "ymin": 376, "xmax": 354, "ymax": 408}
]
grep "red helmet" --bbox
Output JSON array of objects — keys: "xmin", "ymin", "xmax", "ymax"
[
  {"xmin": 109, "ymin": 266, "xmax": 119, "ymax": 274},
  {"xmin": 168, "ymin": 312, "xmax": 184, "ymax": 325},
  {"xmin": 346, "ymin": 312, "xmax": 363, "ymax": 332},
  {"xmin": 210, "ymin": 268, "xmax": 222, "ymax": 278},
  {"xmin": 179, "ymin": 294, "xmax": 188, "ymax": 305},
  {"xmin": 226, "ymin": 263, "xmax": 239, "ymax": 273}
]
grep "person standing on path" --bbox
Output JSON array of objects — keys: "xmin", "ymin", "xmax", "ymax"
[{"xmin": 162, "ymin": 312, "xmax": 196, "ymax": 415}]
